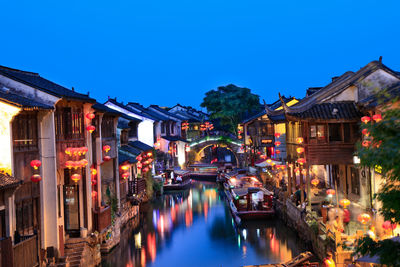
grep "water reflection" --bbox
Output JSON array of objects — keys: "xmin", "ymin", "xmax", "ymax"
[{"xmin": 102, "ymin": 181, "xmax": 306, "ymax": 267}]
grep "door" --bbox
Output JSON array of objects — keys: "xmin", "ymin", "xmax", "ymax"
[{"xmin": 63, "ymin": 184, "xmax": 80, "ymax": 237}]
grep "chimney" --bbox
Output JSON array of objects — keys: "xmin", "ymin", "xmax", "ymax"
[
  {"xmin": 379, "ymin": 56, "xmax": 383, "ymax": 63},
  {"xmin": 331, "ymin": 76, "xmax": 339, "ymax": 82}
]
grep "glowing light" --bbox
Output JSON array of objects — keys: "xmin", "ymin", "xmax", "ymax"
[
  {"xmin": 301, "ymin": 169, "xmax": 307, "ymax": 175},
  {"xmin": 297, "ymin": 158, "xmax": 306, "ymax": 164},
  {"xmin": 362, "ymin": 129, "xmax": 370, "ymax": 136},
  {"xmin": 382, "ymin": 221, "xmax": 397, "ymax": 230},
  {"xmin": 357, "ymin": 213, "xmax": 371, "ymax": 225},
  {"xmin": 86, "ymin": 113, "xmax": 95, "ymax": 120},
  {"xmin": 361, "ymin": 116, "xmax": 371, "ymax": 124},
  {"xmin": 242, "ymin": 229, "xmax": 247, "ymax": 240},
  {"xmin": 121, "ymin": 164, "xmax": 130, "ymax": 171},
  {"xmin": 339, "ymin": 199, "xmax": 351, "ymax": 208},
  {"xmin": 31, "ymin": 174, "xmax": 42, "ymax": 183},
  {"xmin": 326, "ymin": 189, "xmax": 335, "ymax": 196},
  {"xmin": 91, "ymin": 191, "xmax": 97, "ymax": 198},
  {"xmin": 103, "ymin": 145, "xmax": 111, "ymax": 153},
  {"xmin": 311, "ymin": 178, "xmax": 319, "ymax": 186},
  {"xmin": 362, "ymin": 140, "xmax": 371, "ymax": 148},
  {"xmin": 71, "ymin": 174, "xmax": 81, "ymax": 183},
  {"xmin": 296, "ymin": 147, "xmax": 304, "ymax": 154},
  {"xmin": 296, "ymin": 137, "xmax": 304, "ymax": 144},
  {"xmin": 0, "ymin": 102, "xmax": 20, "ymax": 175},
  {"xmin": 372, "ymin": 114, "xmax": 382, "ymax": 122},
  {"xmin": 65, "ymin": 161, "xmax": 75, "ymax": 169},
  {"xmin": 274, "ymin": 133, "xmax": 281, "ymax": 138},
  {"xmin": 276, "ymin": 150, "xmax": 281, "ymax": 155},
  {"xmin": 274, "ymin": 141, "xmax": 281, "ymax": 147},
  {"xmin": 30, "ymin": 160, "xmax": 42, "ymax": 170},
  {"xmin": 91, "ymin": 168, "xmax": 97, "ymax": 176},
  {"xmin": 86, "ymin": 125, "xmax": 96, "ymax": 133},
  {"xmin": 103, "ymin": 156, "xmax": 111, "ymax": 162}
]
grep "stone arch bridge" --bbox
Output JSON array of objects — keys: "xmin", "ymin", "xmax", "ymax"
[{"xmin": 188, "ymin": 135, "xmax": 245, "ymax": 167}]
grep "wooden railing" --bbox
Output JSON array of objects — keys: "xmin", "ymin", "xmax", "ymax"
[
  {"xmin": 13, "ymin": 235, "xmax": 38, "ymax": 267},
  {"xmin": 93, "ymin": 206, "xmax": 111, "ymax": 232}
]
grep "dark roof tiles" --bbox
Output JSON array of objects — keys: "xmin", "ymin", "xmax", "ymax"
[
  {"xmin": 0, "ymin": 172, "xmax": 22, "ymax": 190},
  {"xmin": 0, "ymin": 90, "xmax": 53, "ymax": 110},
  {"xmin": 288, "ymin": 102, "xmax": 362, "ymax": 120}
]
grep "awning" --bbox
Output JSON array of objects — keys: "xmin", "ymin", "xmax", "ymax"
[{"xmin": 128, "ymin": 141, "xmax": 153, "ymax": 152}]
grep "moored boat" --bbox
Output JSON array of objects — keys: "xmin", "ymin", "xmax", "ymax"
[{"xmin": 188, "ymin": 163, "xmax": 218, "ymax": 181}]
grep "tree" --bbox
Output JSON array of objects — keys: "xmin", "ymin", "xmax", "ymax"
[
  {"xmin": 201, "ymin": 84, "xmax": 260, "ymax": 134},
  {"xmin": 355, "ymin": 92, "xmax": 400, "ymax": 266}
]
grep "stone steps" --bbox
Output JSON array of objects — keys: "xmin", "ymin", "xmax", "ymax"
[{"xmin": 64, "ymin": 238, "xmax": 87, "ymax": 267}]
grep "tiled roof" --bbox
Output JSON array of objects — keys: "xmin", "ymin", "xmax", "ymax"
[
  {"xmin": 127, "ymin": 102, "xmax": 167, "ymax": 121},
  {"xmin": 0, "ymin": 90, "xmax": 53, "ymax": 110},
  {"xmin": 92, "ymin": 102, "xmax": 122, "ymax": 116},
  {"xmin": 0, "ymin": 172, "xmax": 21, "ymax": 190},
  {"xmin": 0, "ymin": 65, "xmax": 95, "ymax": 102},
  {"xmin": 118, "ymin": 149, "xmax": 138, "ymax": 164},
  {"xmin": 106, "ymin": 99, "xmax": 155, "ymax": 121},
  {"xmin": 358, "ymin": 83, "xmax": 400, "ymax": 108},
  {"xmin": 162, "ymin": 135, "xmax": 188, "ymax": 142},
  {"xmin": 128, "ymin": 141, "xmax": 153, "ymax": 152},
  {"xmin": 120, "ymin": 144, "xmax": 141, "ymax": 156},
  {"xmin": 288, "ymin": 102, "xmax": 362, "ymax": 120},
  {"xmin": 148, "ymin": 105, "xmax": 183, "ymax": 121}
]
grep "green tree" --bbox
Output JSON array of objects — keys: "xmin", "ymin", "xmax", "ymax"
[
  {"xmin": 201, "ymin": 84, "xmax": 260, "ymax": 134},
  {"xmin": 355, "ymin": 93, "xmax": 400, "ymax": 266}
]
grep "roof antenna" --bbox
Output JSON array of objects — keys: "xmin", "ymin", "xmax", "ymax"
[
  {"xmin": 71, "ymin": 87, "xmax": 75, "ymax": 92},
  {"xmin": 379, "ymin": 56, "xmax": 382, "ymax": 63}
]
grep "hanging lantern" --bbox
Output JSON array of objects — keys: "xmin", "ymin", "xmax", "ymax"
[
  {"xmin": 311, "ymin": 178, "xmax": 319, "ymax": 186},
  {"xmin": 362, "ymin": 140, "xmax": 371, "ymax": 148},
  {"xmin": 136, "ymin": 155, "xmax": 142, "ymax": 161},
  {"xmin": 91, "ymin": 167, "xmax": 97, "ymax": 176},
  {"xmin": 86, "ymin": 125, "xmax": 96, "ymax": 133},
  {"xmin": 373, "ymin": 140, "xmax": 382, "ymax": 148},
  {"xmin": 91, "ymin": 179, "xmax": 97, "ymax": 186},
  {"xmin": 382, "ymin": 221, "xmax": 397, "ymax": 230},
  {"xmin": 326, "ymin": 189, "xmax": 335, "ymax": 196},
  {"xmin": 71, "ymin": 174, "xmax": 81, "ymax": 183},
  {"xmin": 296, "ymin": 147, "xmax": 304, "ymax": 154},
  {"xmin": 91, "ymin": 191, "xmax": 98, "ymax": 198},
  {"xmin": 288, "ymin": 163, "xmax": 293, "ymax": 168},
  {"xmin": 274, "ymin": 141, "xmax": 281, "ymax": 147},
  {"xmin": 361, "ymin": 116, "xmax": 371, "ymax": 124},
  {"xmin": 30, "ymin": 160, "xmax": 42, "ymax": 170},
  {"xmin": 121, "ymin": 172, "xmax": 129, "ymax": 179},
  {"xmin": 71, "ymin": 147, "xmax": 79, "ymax": 156},
  {"xmin": 295, "ymin": 168, "xmax": 300, "ymax": 175},
  {"xmin": 80, "ymin": 159, "xmax": 89, "ymax": 167},
  {"xmin": 276, "ymin": 150, "xmax": 281, "ymax": 155},
  {"xmin": 301, "ymin": 169, "xmax": 307, "ymax": 175},
  {"xmin": 339, "ymin": 199, "xmax": 351, "ymax": 208},
  {"xmin": 296, "ymin": 137, "xmax": 304, "ymax": 144},
  {"xmin": 121, "ymin": 164, "xmax": 130, "ymax": 171},
  {"xmin": 65, "ymin": 147, "xmax": 73, "ymax": 155},
  {"xmin": 266, "ymin": 159, "xmax": 272, "ymax": 164},
  {"xmin": 86, "ymin": 113, "xmax": 95, "ymax": 120},
  {"xmin": 362, "ymin": 129, "xmax": 370, "ymax": 136},
  {"xmin": 65, "ymin": 161, "xmax": 75, "ymax": 169},
  {"xmin": 274, "ymin": 133, "xmax": 281, "ymax": 138},
  {"xmin": 297, "ymin": 158, "xmax": 306, "ymax": 164},
  {"xmin": 148, "ymin": 158, "xmax": 153, "ymax": 163},
  {"xmin": 372, "ymin": 114, "xmax": 382, "ymax": 122},
  {"xmin": 143, "ymin": 167, "xmax": 149, "ymax": 173},
  {"xmin": 31, "ymin": 174, "xmax": 42, "ymax": 183},
  {"xmin": 103, "ymin": 145, "xmax": 111, "ymax": 153},
  {"xmin": 357, "ymin": 213, "xmax": 371, "ymax": 225},
  {"xmin": 137, "ymin": 162, "xmax": 142, "ymax": 169},
  {"xmin": 103, "ymin": 156, "xmax": 111, "ymax": 162},
  {"xmin": 147, "ymin": 152, "xmax": 152, "ymax": 157}
]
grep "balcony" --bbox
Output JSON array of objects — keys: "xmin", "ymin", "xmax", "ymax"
[{"xmin": 93, "ymin": 206, "xmax": 111, "ymax": 232}]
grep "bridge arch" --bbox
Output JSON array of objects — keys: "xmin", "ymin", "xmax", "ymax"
[{"xmin": 189, "ymin": 136, "xmax": 244, "ymax": 167}]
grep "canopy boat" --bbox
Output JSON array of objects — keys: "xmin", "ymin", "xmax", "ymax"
[
  {"xmin": 229, "ymin": 187, "xmax": 274, "ymax": 221},
  {"xmin": 188, "ymin": 164, "xmax": 218, "ymax": 181},
  {"xmin": 163, "ymin": 170, "xmax": 192, "ymax": 191}
]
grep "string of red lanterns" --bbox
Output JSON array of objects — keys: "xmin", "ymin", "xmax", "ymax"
[{"xmin": 30, "ymin": 160, "xmax": 42, "ymax": 183}]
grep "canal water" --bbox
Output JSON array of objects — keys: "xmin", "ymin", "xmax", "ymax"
[{"xmin": 102, "ymin": 181, "xmax": 306, "ymax": 267}]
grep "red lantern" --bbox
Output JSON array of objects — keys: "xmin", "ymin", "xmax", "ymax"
[
  {"xmin": 296, "ymin": 137, "xmax": 304, "ymax": 144},
  {"xmin": 91, "ymin": 167, "xmax": 97, "ymax": 176},
  {"xmin": 121, "ymin": 172, "xmax": 129, "ymax": 179},
  {"xmin": 357, "ymin": 213, "xmax": 371, "ymax": 225},
  {"xmin": 274, "ymin": 141, "xmax": 281, "ymax": 147},
  {"xmin": 86, "ymin": 113, "xmax": 95, "ymax": 120},
  {"xmin": 274, "ymin": 133, "xmax": 281, "ymax": 138},
  {"xmin": 143, "ymin": 167, "xmax": 149, "ymax": 173},
  {"xmin": 301, "ymin": 169, "xmax": 307, "ymax": 175},
  {"xmin": 103, "ymin": 156, "xmax": 111, "ymax": 162},
  {"xmin": 81, "ymin": 147, "xmax": 88, "ymax": 155},
  {"xmin": 372, "ymin": 114, "xmax": 382, "ymax": 122},
  {"xmin": 147, "ymin": 152, "xmax": 152, "ymax": 157},
  {"xmin": 339, "ymin": 199, "xmax": 351, "ymax": 208},
  {"xmin": 311, "ymin": 178, "xmax": 319, "ymax": 186},
  {"xmin": 91, "ymin": 179, "xmax": 97, "ymax": 186},
  {"xmin": 136, "ymin": 155, "xmax": 142, "ymax": 161},
  {"xmin": 296, "ymin": 147, "xmax": 304, "ymax": 154},
  {"xmin": 91, "ymin": 191, "xmax": 98, "ymax": 198},
  {"xmin": 295, "ymin": 168, "xmax": 300, "ymax": 175},
  {"xmin": 297, "ymin": 158, "xmax": 306, "ymax": 164},
  {"xmin": 361, "ymin": 116, "xmax": 371, "ymax": 124},
  {"xmin": 121, "ymin": 164, "xmax": 130, "ymax": 171},
  {"xmin": 80, "ymin": 159, "xmax": 88, "ymax": 167},
  {"xmin": 276, "ymin": 150, "xmax": 281, "ymax": 155},
  {"xmin": 65, "ymin": 161, "xmax": 75, "ymax": 169},
  {"xmin": 86, "ymin": 125, "xmax": 96, "ymax": 133},
  {"xmin": 31, "ymin": 174, "xmax": 42, "ymax": 183},
  {"xmin": 71, "ymin": 174, "xmax": 81, "ymax": 183},
  {"xmin": 362, "ymin": 129, "xmax": 370, "ymax": 136},
  {"xmin": 362, "ymin": 140, "xmax": 371, "ymax": 147},
  {"xmin": 65, "ymin": 147, "xmax": 72, "ymax": 155},
  {"xmin": 382, "ymin": 221, "xmax": 397, "ymax": 230},
  {"xmin": 103, "ymin": 145, "xmax": 111, "ymax": 153},
  {"xmin": 137, "ymin": 162, "xmax": 142, "ymax": 169},
  {"xmin": 30, "ymin": 160, "xmax": 42, "ymax": 170},
  {"xmin": 326, "ymin": 189, "xmax": 335, "ymax": 196}
]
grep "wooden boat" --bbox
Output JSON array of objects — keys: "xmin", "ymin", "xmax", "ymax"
[
  {"xmin": 230, "ymin": 187, "xmax": 274, "ymax": 220},
  {"xmin": 163, "ymin": 178, "xmax": 192, "ymax": 191},
  {"xmin": 188, "ymin": 164, "xmax": 218, "ymax": 181}
]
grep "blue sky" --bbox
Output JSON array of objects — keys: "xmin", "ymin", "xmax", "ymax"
[{"xmin": 1, "ymin": 0, "xmax": 399, "ymax": 109}]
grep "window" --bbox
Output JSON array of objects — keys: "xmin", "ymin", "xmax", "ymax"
[
  {"xmin": 170, "ymin": 122, "xmax": 175, "ymax": 135},
  {"xmin": 343, "ymin": 123, "xmax": 351, "ymax": 143},
  {"xmin": 310, "ymin": 125, "xmax": 317, "ymax": 138},
  {"xmin": 161, "ymin": 122, "xmax": 166, "ymax": 134},
  {"xmin": 310, "ymin": 124, "xmax": 326, "ymax": 142},
  {"xmin": 329, "ymin": 123, "xmax": 342, "ymax": 142},
  {"xmin": 121, "ymin": 130, "xmax": 128, "ymax": 145},
  {"xmin": 351, "ymin": 167, "xmax": 360, "ymax": 195},
  {"xmin": 55, "ymin": 107, "xmax": 84, "ymax": 140},
  {"xmin": 12, "ymin": 113, "xmax": 38, "ymax": 151},
  {"xmin": 101, "ymin": 116, "xmax": 115, "ymax": 138},
  {"xmin": 128, "ymin": 122, "xmax": 138, "ymax": 138}
]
